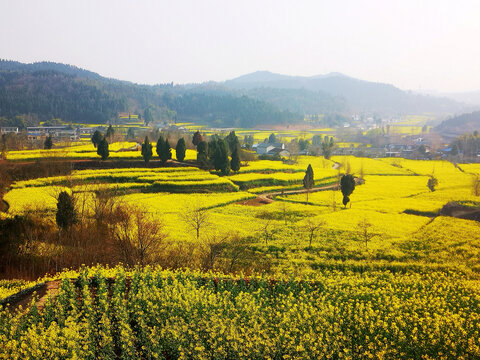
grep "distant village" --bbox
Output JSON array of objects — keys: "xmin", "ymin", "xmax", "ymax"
[{"xmin": 1, "ymin": 112, "xmax": 476, "ymax": 160}]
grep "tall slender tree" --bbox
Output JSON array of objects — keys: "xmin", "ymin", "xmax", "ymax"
[
  {"xmin": 141, "ymin": 136, "xmax": 153, "ymax": 163},
  {"xmin": 340, "ymin": 174, "xmax": 355, "ymax": 207},
  {"xmin": 230, "ymin": 144, "xmax": 241, "ymax": 172},
  {"xmin": 214, "ymin": 139, "xmax": 230, "ymax": 175},
  {"xmin": 97, "ymin": 137, "xmax": 109, "ymax": 160},
  {"xmin": 176, "ymin": 138, "xmax": 186, "ymax": 162},
  {"xmin": 303, "ymin": 164, "xmax": 314, "ymax": 202},
  {"xmin": 91, "ymin": 130, "xmax": 102, "ymax": 148}
]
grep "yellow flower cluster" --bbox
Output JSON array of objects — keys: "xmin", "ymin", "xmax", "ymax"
[{"xmin": 1, "ymin": 266, "xmax": 479, "ymax": 359}]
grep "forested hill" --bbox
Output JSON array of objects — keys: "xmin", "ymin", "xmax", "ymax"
[
  {"xmin": 225, "ymin": 71, "xmax": 469, "ymax": 115},
  {"xmin": 0, "ymin": 60, "xmax": 302, "ymax": 128},
  {"xmin": 436, "ymin": 110, "xmax": 480, "ymax": 136}
]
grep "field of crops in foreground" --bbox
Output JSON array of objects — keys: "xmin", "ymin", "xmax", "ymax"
[{"xmin": 1, "ymin": 266, "xmax": 480, "ymax": 359}]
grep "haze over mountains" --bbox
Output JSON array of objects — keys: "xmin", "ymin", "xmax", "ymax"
[{"xmin": 0, "ymin": 60, "xmax": 477, "ymax": 130}]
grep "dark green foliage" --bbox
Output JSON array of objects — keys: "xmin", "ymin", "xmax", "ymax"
[
  {"xmin": 56, "ymin": 191, "xmax": 77, "ymax": 230},
  {"xmin": 230, "ymin": 145, "xmax": 241, "ymax": 172},
  {"xmin": 208, "ymin": 136, "xmax": 219, "ymax": 162},
  {"xmin": 197, "ymin": 140, "xmax": 209, "ymax": 168},
  {"xmin": 427, "ymin": 176, "xmax": 438, "ymax": 192},
  {"xmin": 303, "ymin": 164, "xmax": 314, "ymax": 201},
  {"xmin": 321, "ymin": 136, "xmax": 335, "ymax": 159},
  {"xmin": 141, "ymin": 136, "xmax": 153, "ymax": 163},
  {"xmin": 340, "ymin": 174, "xmax": 355, "ymax": 207},
  {"xmin": 44, "ymin": 135, "xmax": 53, "ymax": 150},
  {"xmin": 268, "ymin": 133, "xmax": 277, "ymax": 144},
  {"xmin": 106, "ymin": 125, "xmax": 114, "ymax": 139},
  {"xmin": 126, "ymin": 127, "xmax": 135, "ymax": 140},
  {"xmin": 214, "ymin": 139, "xmax": 230, "ymax": 175},
  {"xmin": 243, "ymin": 135, "xmax": 254, "ymax": 149},
  {"xmin": 176, "ymin": 138, "xmax": 186, "ymax": 162},
  {"xmin": 0, "ymin": 68, "xmax": 125, "ymax": 124},
  {"xmin": 97, "ymin": 138, "xmax": 109, "ymax": 160},
  {"xmin": 226, "ymin": 131, "xmax": 240, "ymax": 153},
  {"xmin": 91, "ymin": 130, "xmax": 103, "ymax": 148},
  {"xmin": 165, "ymin": 139, "xmax": 172, "ymax": 162},
  {"xmin": 192, "ymin": 131, "xmax": 203, "ymax": 146},
  {"xmin": 448, "ymin": 131, "xmax": 480, "ymax": 158},
  {"xmin": 299, "ymin": 138, "xmax": 309, "ymax": 151},
  {"xmin": 156, "ymin": 136, "xmax": 172, "ymax": 163},
  {"xmin": 156, "ymin": 136, "xmax": 165, "ymax": 158}
]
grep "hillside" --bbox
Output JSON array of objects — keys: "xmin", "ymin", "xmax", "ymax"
[
  {"xmin": 436, "ymin": 110, "xmax": 480, "ymax": 136},
  {"xmin": 0, "ymin": 61, "xmax": 301, "ymax": 128},
  {"xmin": 225, "ymin": 71, "xmax": 469, "ymax": 115}
]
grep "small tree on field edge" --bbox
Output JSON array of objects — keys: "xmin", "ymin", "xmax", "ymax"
[
  {"xmin": 44, "ymin": 135, "xmax": 53, "ymax": 149},
  {"xmin": 303, "ymin": 164, "xmax": 314, "ymax": 201},
  {"xmin": 230, "ymin": 145, "xmax": 241, "ymax": 172},
  {"xmin": 91, "ymin": 130, "xmax": 102, "ymax": 148},
  {"xmin": 340, "ymin": 174, "xmax": 355, "ymax": 208},
  {"xmin": 56, "ymin": 191, "xmax": 77, "ymax": 230},
  {"xmin": 357, "ymin": 218, "xmax": 376, "ymax": 249},
  {"xmin": 97, "ymin": 138, "xmax": 109, "ymax": 160},
  {"xmin": 141, "ymin": 136, "xmax": 153, "ymax": 163},
  {"xmin": 427, "ymin": 176, "xmax": 438, "ymax": 192},
  {"xmin": 176, "ymin": 138, "xmax": 186, "ymax": 162}
]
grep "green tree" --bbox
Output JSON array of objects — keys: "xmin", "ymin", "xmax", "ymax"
[
  {"xmin": 192, "ymin": 131, "xmax": 203, "ymax": 147},
  {"xmin": 106, "ymin": 125, "xmax": 115, "ymax": 139},
  {"xmin": 268, "ymin": 133, "xmax": 277, "ymax": 144},
  {"xmin": 197, "ymin": 140, "xmax": 209, "ymax": 168},
  {"xmin": 126, "ymin": 127, "xmax": 135, "ymax": 140},
  {"xmin": 303, "ymin": 164, "xmax": 314, "ymax": 201},
  {"xmin": 97, "ymin": 137, "xmax": 109, "ymax": 160},
  {"xmin": 141, "ymin": 136, "xmax": 153, "ymax": 163},
  {"xmin": 214, "ymin": 139, "xmax": 230, "ymax": 175},
  {"xmin": 156, "ymin": 135, "xmax": 165, "ymax": 159},
  {"xmin": 164, "ymin": 139, "xmax": 172, "ymax": 162},
  {"xmin": 427, "ymin": 176, "xmax": 438, "ymax": 192},
  {"xmin": 340, "ymin": 174, "xmax": 355, "ymax": 207},
  {"xmin": 176, "ymin": 137, "xmax": 186, "ymax": 162},
  {"xmin": 91, "ymin": 130, "xmax": 102, "ymax": 148},
  {"xmin": 321, "ymin": 136, "xmax": 335, "ymax": 159},
  {"xmin": 230, "ymin": 144, "xmax": 241, "ymax": 172},
  {"xmin": 56, "ymin": 191, "xmax": 77, "ymax": 230},
  {"xmin": 44, "ymin": 135, "xmax": 53, "ymax": 149},
  {"xmin": 226, "ymin": 131, "xmax": 239, "ymax": 153}
]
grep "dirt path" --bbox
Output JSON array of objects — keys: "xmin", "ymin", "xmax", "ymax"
[
  {"xmin": 2, "ymin": 280, "xmax": 61, "ymax": 313},
  {"xmin": 239, "ymin": 178, "xmax": 364, "ymax": 206}
]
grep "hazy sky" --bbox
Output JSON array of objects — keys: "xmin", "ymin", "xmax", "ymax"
[{"xmin": 1, "ymin": 0, "xmax": 480, "ymax": 92}]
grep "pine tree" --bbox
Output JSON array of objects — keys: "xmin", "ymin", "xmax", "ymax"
[
  {"xmin": 97, "ymin": 138, "xmax": 109, "ymax": 160},
  {"xmin": 91, "ymin": 130, "xmax": 103, "ymax": 148},
  {"xmin": 176, "ymin": 138, "xmax": 186, "ymax": 162},
  {"xmin": 44, "ymin": 135, "xmax": 53, "ymax": 149},
  {"xmin": 156, "ymin": 136, "xmax": 165, "ymax": 159},
  {"xmin": 56, "ymin": 191, "xmax": 77, "ymax": 230},
  {"xmin": 303, "ymin": 164, "xmax": 314, "ymax": 201},
  {"xmin": 230, "ymin": 145, "xmax": 241, "ymax": 172},
  {"xmin": 141, "ymin": 136, "xmax": 153, "ymax": 163},
  {"xmin": 214, "ymin": 139, "xmax": 230, "ymax": 175},
  {"xmin": 126, "ymin": 127, "xmax": 135, "ymax": 140},
  {"xmin": 340, "ymin": 174, "xmax": 355, "ymax": 207},
  {"xmin": 197, "ymin": 140, "xmax": 209, "ymax": 168},
  {"xmin": 192, "ymin": 131, "xmax": 203, "ymax": 146},
  {"xmin": 165, "ymin": 139, "xmax": 172, "ymax": 162}
]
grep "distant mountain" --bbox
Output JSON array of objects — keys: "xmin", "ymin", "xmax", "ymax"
[
  {"xmin": 0, "ymin": 60, "xmax": 301, "ymax": 128},
  {"xmin": 225, "ymin": 71, "xmax": 470, "ymax": 115},
  {"xmin": 436, "ymin": 111, "xmax": 480, "ymax": 136},
  {"xmin": 444, "ymin": 90, "xmax": 480, "ymax": 106}
]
